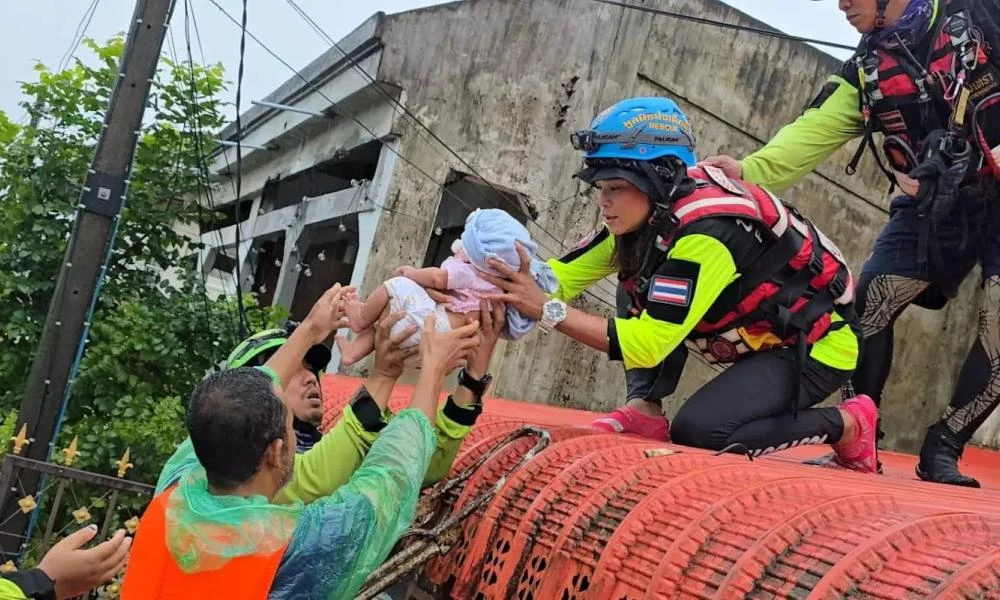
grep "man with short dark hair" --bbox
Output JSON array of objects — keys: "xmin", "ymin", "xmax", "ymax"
[
  {"xmin": 187, "ymin": 368, "xmax": 296, "ymax": 492},
  {"xmin": 120, "ymin": 292, "xmax": 482, "ymax": 599}
]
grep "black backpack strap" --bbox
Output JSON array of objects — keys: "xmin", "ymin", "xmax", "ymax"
[{"xmin": 702, "ymin": 225, "xmax": 804, "ymax": 324}]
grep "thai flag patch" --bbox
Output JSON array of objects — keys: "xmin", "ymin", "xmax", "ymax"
[{"xmin": 648, "ymin": 276, "xmax": 692, "ymax": 307}]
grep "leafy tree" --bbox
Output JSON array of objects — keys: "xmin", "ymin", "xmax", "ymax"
[{"xmin": 0, "ymin": 36, "xmax": 281, "ymax": 490}]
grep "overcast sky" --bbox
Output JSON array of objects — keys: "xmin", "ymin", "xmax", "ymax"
[{"xmin": 0, "ymin": 0, "xmax": 862, "ymax": 123}]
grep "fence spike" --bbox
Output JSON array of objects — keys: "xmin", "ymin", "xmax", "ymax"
[
  {"xmin": 10, "ymin": 424, "xmax": 31, "ymax": 455},
  {"xmin": 60, "ymin": 436, "xmax": 80, "ymax": 466},
  {"xmin": 125, "ymin": 516, "xmax": 139, "ymax": 534},
  {"xmin": 114, "ymin": 448, "xmax": 133, "ymax": 479}
]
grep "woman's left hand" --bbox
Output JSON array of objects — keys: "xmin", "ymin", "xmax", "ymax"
[{"xmin": 483, "ymin": 242, "xmax": 548, "ymax": 321}]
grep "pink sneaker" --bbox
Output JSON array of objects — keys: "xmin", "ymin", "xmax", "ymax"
[
  {"xmin": 832, "ymin": 394, "xmax": 879, "ymax": 473},
  {"xmin": 591, "ymin": 406, "xmax": 671, "ymax": 442}
]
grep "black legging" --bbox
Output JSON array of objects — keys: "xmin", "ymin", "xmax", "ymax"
[
  {"xmin": 670, "ymin": 348, "xmax": 849, "ymax": 456},
  {"xmin": 854, "ymin": 271, "xmax": 1000, "ymax": 444}
]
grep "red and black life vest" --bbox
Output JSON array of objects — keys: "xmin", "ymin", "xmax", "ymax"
[
  {"xmin": 850, "ymin": 0, "xmax": 1000, "ymax": 181},
  {"xmin": 630, "ymin": 166, "xmax": 855, "ymax": 365}
]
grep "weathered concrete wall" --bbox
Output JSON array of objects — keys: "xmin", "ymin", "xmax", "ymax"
[{"xmin": 362, "ymin": 0, "xmax": 986, "ymax": 452}]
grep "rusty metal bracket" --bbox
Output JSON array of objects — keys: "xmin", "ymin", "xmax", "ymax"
[{"xmin": 355, "ymin": 426, "xmax": 551, "ymax": 600}]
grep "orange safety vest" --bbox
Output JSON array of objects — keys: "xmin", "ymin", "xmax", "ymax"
[{"xmin": 120, "ymin": 486, "xmax": 288, "ymax": 599}]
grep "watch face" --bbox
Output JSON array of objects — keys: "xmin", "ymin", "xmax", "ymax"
[{"xmin": 544, "ymin": 301, "xmax": 567, "ymax": 321}]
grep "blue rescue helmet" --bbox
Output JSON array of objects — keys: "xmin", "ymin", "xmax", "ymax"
[
  {"xmin": 571, "ymin": 97, "xmax": 697, "ymax": 205},
  {"xmin": 571, "ymin": 97, "xmax": 697, "ymax": 165}
]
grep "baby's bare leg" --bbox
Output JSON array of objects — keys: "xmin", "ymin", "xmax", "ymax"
[
  {"xmin": 446, "ymin": 310, "xmax": 474, "ymax": 329},
  {"xmin": 335, "ymin": 328, "xmax": 376, "ymax": 367},
  {"xmin": 346, "ymin": 284, "xmax": 390, "ymax": 333}
]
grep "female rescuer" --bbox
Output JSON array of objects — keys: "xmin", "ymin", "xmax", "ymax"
[{"xmin": 486, "ymin": 97, "xmax": 879, "ymax": 470}]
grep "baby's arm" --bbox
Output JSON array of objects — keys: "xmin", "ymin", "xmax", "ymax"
[{"xmin": 395, "ymin": 266, "xmax": 448, "ymax": 290}]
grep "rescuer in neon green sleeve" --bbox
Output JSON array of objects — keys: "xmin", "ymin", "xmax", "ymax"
[
  {"xmin": 485, "ymin": 96, "xmax": 878, "ymax": 473},
  {"xmin": 701, "ymin": 0, "xmax": 1000, "ymax": 487},
  {"xmin": 157, "ymin": 285, "xmax": 505, "ymax": 503}
]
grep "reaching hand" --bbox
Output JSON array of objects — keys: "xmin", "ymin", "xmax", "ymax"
[
  {"xmin": 38, "ymin": 525, "xmax": 131, "ymax": 600},
  {"xmin": 466, "ymin": 299, "xmax": 505, "ymax": 376},
  {"xmin": 483, "ymin": 242, "xmax": 547, "ymax": 321},
  {"xmin": 303, "ymin": 283, "xmax": 355, "ymax": 342},
  {"xmin": 372, "ymin": 312, "xmax": 420, "ymax": 379},
  {"xmin": 419, "ymin": 315, "xmax": 480, "ymax": 376},
  {"xmin": 699, "ymin": 155, "xmax": 743, "ymax": 179}
]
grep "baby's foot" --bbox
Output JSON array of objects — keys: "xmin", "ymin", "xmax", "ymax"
[
  {"xmin": 344, "ymin": 300, "xmax": 368, "ymax": 333},
  {"xmin": 335, "ymin": 334, "xmax": 361, "ymax": 366}
]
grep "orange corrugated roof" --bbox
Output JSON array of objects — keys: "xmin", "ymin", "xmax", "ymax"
[{"xmin": 321, "ymin": 374, "xmax": 1000, "ymax": 598}]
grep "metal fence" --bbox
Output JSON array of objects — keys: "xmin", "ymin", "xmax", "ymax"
[{"xmin": 0, "ymin": 439, "xmax": 153, "ymax": 599}]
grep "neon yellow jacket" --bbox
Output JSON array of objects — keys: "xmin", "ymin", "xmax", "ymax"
[
  {"xmin": 548, "ymin": 225, "xmax": 858, "ymax": 372},
  {"xmin": 740, "ymin": 73, "xmax": 865, "ymax": 194}
]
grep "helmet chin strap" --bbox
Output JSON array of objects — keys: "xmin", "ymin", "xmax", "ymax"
[
  {"xmin": 636, "ymin": 160, "xmax": 687, "ymax": 236},
  {"xmin": 875, "ymin": 0, "xmax": 890, "ymax": 29}
]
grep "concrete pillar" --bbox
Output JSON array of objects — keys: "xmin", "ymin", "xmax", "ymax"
[{"xmin": 327, "ymin": 139, "xmax": 398, "ymax": 371}]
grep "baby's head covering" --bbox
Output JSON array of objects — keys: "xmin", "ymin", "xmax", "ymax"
[{"xmin": 457, "ymin": 208, "xmax": 559, "ymax": 340}]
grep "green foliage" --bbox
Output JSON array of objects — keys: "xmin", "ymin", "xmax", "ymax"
[{"xmin": 0, "ymin": 36, "xmax": 282, "ymax": 489}]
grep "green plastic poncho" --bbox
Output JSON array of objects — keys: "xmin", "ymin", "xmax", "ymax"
[{"xmin": 155, "ymin": 408, "xmax": 435, "ymax": 599}]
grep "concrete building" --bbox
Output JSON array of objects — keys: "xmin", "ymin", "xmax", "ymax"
[{"xmin": 194, "ymin": 0, "xmax": 993, "ymax": 452}]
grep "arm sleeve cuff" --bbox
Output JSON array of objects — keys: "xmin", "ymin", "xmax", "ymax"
[
  {"xmin": 607, "ymin": 318, "xmax": 623, "ymax": 362},
  {"xmin": 442, "ymin": 395, "xmax": 482, "ymax": 427},
  {"xmin": 4, "ymin": 569, "xmax": 55, "ymax": 600},
  {"xmin": 349, "ymin": 386, "xmax": 387, "ymax": 433}
]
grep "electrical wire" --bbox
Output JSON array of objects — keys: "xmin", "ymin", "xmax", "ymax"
[
  {"xmin": 590, "ymin": 0, "xmax": 858, "ymax": 52},
  {"xmin": 282, "ymin": 0, "xmax": 619, "ymax": 300},
  {"xmin": 230, "ymin": 0, "xmax": 251, "ymax": 338},
  {"xmin": 178, "ymin": 0, "xmax": 241, "ymax": 341},
  {"xmin": 205, "ymin": 0, "xmax": 721, "ymax": 373},
  {"xmin": 57, "ymin": 0, "xmax": 101, "ymax": 73},
  {"xmin": 165, "ymin": 21, "xmax": 226, "ymax": 352}
]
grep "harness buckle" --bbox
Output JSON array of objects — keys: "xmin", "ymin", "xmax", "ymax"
[
  {"xmin": 807, "ymin": 247, "xmax": 826, "ymax": 276},
  {"xmin": 828, "ymin": 272, "xmax": 848, "ymax": 300}
]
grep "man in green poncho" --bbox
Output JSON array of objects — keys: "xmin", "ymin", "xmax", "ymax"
[{"xmin": 120, "ymin": 282, "xmax": 489, "ymax": 599}]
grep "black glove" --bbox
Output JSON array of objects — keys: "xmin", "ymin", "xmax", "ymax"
[{"xmin": 909, "ymin": 130, "xmax": 972, "ymax": 224}]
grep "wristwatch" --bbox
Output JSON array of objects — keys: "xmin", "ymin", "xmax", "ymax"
[
  {"xmin": 458, "ymin": 367, "xmax": 493, "ymax": 398},
  {"xmin": 539, "ymin": 299, "xmax": 568, "ymax": 333}
]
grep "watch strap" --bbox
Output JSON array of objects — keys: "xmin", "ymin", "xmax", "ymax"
[{"xmin": 458, "ymin": 367, "xmax": 492, "ymax": 397}]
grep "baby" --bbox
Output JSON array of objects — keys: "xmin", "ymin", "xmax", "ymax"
[{"xmin": 336, "ymin": 208, "xmax": 558, "ymax": 367}]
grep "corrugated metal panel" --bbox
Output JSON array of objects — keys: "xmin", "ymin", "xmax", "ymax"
[{"xmin": 321, "ymin": 375, "xmax": 1000, "ymax": 599}]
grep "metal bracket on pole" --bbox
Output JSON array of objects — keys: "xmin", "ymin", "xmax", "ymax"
[{"xmin": 80, "ymin": 171, "xmax": 127, "ymax": 218}]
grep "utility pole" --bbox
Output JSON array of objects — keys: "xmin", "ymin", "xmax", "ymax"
[{"xmin": 0, "ymin": 0, "xmax": 176, "ymax": 558}]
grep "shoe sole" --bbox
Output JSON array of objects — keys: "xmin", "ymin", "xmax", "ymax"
[{"xmin": 914, "ymin": 465, "xmax": 981, "ymax": 488}]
